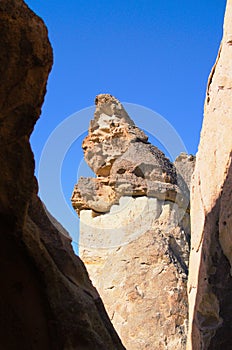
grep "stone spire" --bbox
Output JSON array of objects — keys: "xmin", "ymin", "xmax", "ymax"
[
  {"xmin": 72, "ymin": 94, "xmax": 193, "ymax": 349},
  {"xmin": 72, "ymin": 94, "xmax": 188, "ymax": 215}
]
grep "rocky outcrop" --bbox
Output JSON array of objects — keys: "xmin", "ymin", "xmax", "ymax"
[
  {"xmin": 72, "ymin": 94, "xmax": 193, "ymax": 349},
  {"xmin": 187, "ymin": 0, "xmax": 232, "ymax": 348},
  {"xmin": 174, "ymin": 153, "xmax": 195, "ymax": 196},
  {"xmin": 72, "ymin": 95, "xmax": 189, "ymax": 215},
  {"xmin": 0, "ymin": 1, "xmax": 125, "ymax": 349}
]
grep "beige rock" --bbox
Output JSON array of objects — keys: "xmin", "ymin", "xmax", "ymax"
[
  {"xmin": 174, "ymin": 153, "xmax": 196, "ymax": 195},
  {"xmin": 72, "ymin": 176, "xmax": 117, "ymax": 214},
  {"xmin": 73, "ymin": 94, "xmax": 193, "ymax": 349},
  {"xmin": 80, "ymin": 199, "xmax": 190, "ymax": 350},
  {"xmin": 72, "ymin": 110, "xmax": 190, "ymax": 215},
  {"xmin": 83, "ymin": 94, "xmax": 148, "ymax": 176},
  {"xmin": 80, "ymin": 196, "xmax": 162, "ymax": 248},
  {"xmin": 187, "ymin": 1, "xmax": 232, "ymax": 348}
]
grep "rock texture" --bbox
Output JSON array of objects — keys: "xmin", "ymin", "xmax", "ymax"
[
  {"xmin": 0, "ymin": 1, "xmax": 125, "ymax": 349},
  {"xmin": 72, "ymin": 95, "xmax": 189, "ymax": 215},
  {"xmin": 72, "ymin": 94, "xmax": 193, "ymax": 349},
  {"xmin": 187, "ymin": 1, "xmax": 232, "ymax": 348},
  {"xmin": 174, "ymin": 153, "xmax": 196, "ymax": 196}
]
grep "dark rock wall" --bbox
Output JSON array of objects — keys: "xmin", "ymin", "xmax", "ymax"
[{"xmin": 0, "ymin": 1, "xmax": 125, "ymax": 349}]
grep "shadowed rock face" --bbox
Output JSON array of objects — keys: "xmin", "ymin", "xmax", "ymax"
[
  {"xmin": 0, "ymin": 1, "xmax": 125, "ymax": 349},
  {"xmin": 72, "ymin": 94, "xmax": 193, "ymax": 349},
  {"xmin": 187, "ymin": 1, "xmax": 232, "ymax": 349}
]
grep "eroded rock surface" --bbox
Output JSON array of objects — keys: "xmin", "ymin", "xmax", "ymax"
[
  {"xmin": 174, "ymin": 153, "xmax": 196, "ymax": 197},
  {"xmin": 187, "ymin": 1, "xmax": 232, "ymax": 348},
  {"xmin": 83, "ymin": 94, "xmax": 148, "ymax": 176},
  {"xmin": 72, "ymin": 95, "xmax": 189, "ymax": 215},
  {"xmin": 0, "ymin": 2, "xmax": 125, "ymax": 349},
  {"xmin": 72, "ymin": 94, "xmax": 193, "ymax": 349}
]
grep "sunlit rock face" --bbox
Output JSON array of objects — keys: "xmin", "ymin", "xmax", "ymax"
[
  {"xmin": 72, "ymin": 94, "xmax": 194, "ymax": 349},
  {"xmin": 0, "ymin": 3, "xmax": 125, "ymax": 349},
  {"xmin": 82, "ymin": 94, "xmax": 148, "ymax": 177},
  {"xmin": 187, "ymin": 1, "xmax": 232, "ymax": 349}
]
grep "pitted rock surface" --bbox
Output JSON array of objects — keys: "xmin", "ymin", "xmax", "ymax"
[
  {"xmin": 72, "ymin": 95, "xmax": 190, "ymax": 215},
  {"xmin": 83, "ymin": 94, "xmax": 148, "ymax": 176},
  {"xmin": 72, "ymin": 94, "xmax": 193, "ymax": 349}
]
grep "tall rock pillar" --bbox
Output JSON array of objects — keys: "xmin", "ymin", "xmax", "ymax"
[
  {"xmin": 187, "ymin": 0, "xmax": 232, "ymax": 348},
  {"xmin": 72, "ymin": 94, "xmax": 194, "ymax": 349}
]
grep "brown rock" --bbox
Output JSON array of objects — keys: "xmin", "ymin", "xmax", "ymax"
[
  {"xmin": 0, "ymin": 1, "xmax": 125, "ymax": 349},
  {"xmin": 73, "ymin": 94, "xmax": 191, "ymax": 349},
  {"xmin": 72, "ymin": 103, "xmax": 190, "ymax": 215},
  {"xmin": 174, "ymin": 152, "xmax": 195, "ymax": 193},
  {"xmin": 72, "ymin": 176, "xmax": 117, "ymax": 214},
  {"xmin": 187, "ymin": 1, "xmax": 232, "ymax": 348},
  {"xmin": 83, "ymin": 94, "xmax": 148, "ymax": 176}
]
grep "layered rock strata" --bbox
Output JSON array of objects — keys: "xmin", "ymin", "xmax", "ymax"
[
  {"xmin": 0, "ymin": 1, "xmax": 125, "ymax": 349},
  {"xmin": 72, "ymin": 94, "xmax": 194, "ymax": 349},
  {"xmin": 187, "ymin": 0, "xmax": 232, "ymax": 348}
]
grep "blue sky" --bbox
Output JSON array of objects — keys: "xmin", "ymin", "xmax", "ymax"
[{"xmin": 25, "ymin": 0, "xmax": 226, "ymax": 251}]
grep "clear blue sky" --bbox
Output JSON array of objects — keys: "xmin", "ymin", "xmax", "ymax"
[{"xmin": 25, "ymin": 0, "xmax": 226, "ymax": 251}]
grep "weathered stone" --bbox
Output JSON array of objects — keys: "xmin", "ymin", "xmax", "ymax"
[
  {"xmin": 78, "ymin": 197, "xmax": 190, "ymax": 349},
  {"xmin": 0, "ymin": 2, "xmax": 125, "ymax": 349},
  {"xmin": 174, "ymin": 152, "xmax": 195, "ymax": 195},
  {"xmin": 72, "ymin": 104, "xmax": 192, "ymax": 214},
  {"xmin": 80, "ymin": 196, "xmax": 162, "ymax": 250},
  {"xmin": 72, "ymin": 177, "xmax": 117, "ymax": 214},
  {"xmin": 73, "ymin": 94, "xmax": 191, "ymax": 349},
  {"xmin": 111, "ymin": 142, "xmax": 177, "ymax": 184},
  {"xmin": 187, "ymin": 1, "xmax": 232, "ymax": 348},
  {"xmin": 83, "ymin": 94, "xmax": 148, "ymax": 176}
]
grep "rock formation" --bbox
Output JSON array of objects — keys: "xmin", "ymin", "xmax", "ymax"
[
  {"xmin": 187, "ymin": 0, "xmax": 232, "ymax": 348},
  {"xmin": 72, "ymin": 94, "xmax": 194, "ymax": 349},
  {"xmin": 0, "ymin": 1, "xmax": 125, "ymax": 349},
  {"xmin": 4, "ymin": 0, "xmax": 230, "ymax": 348}
]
